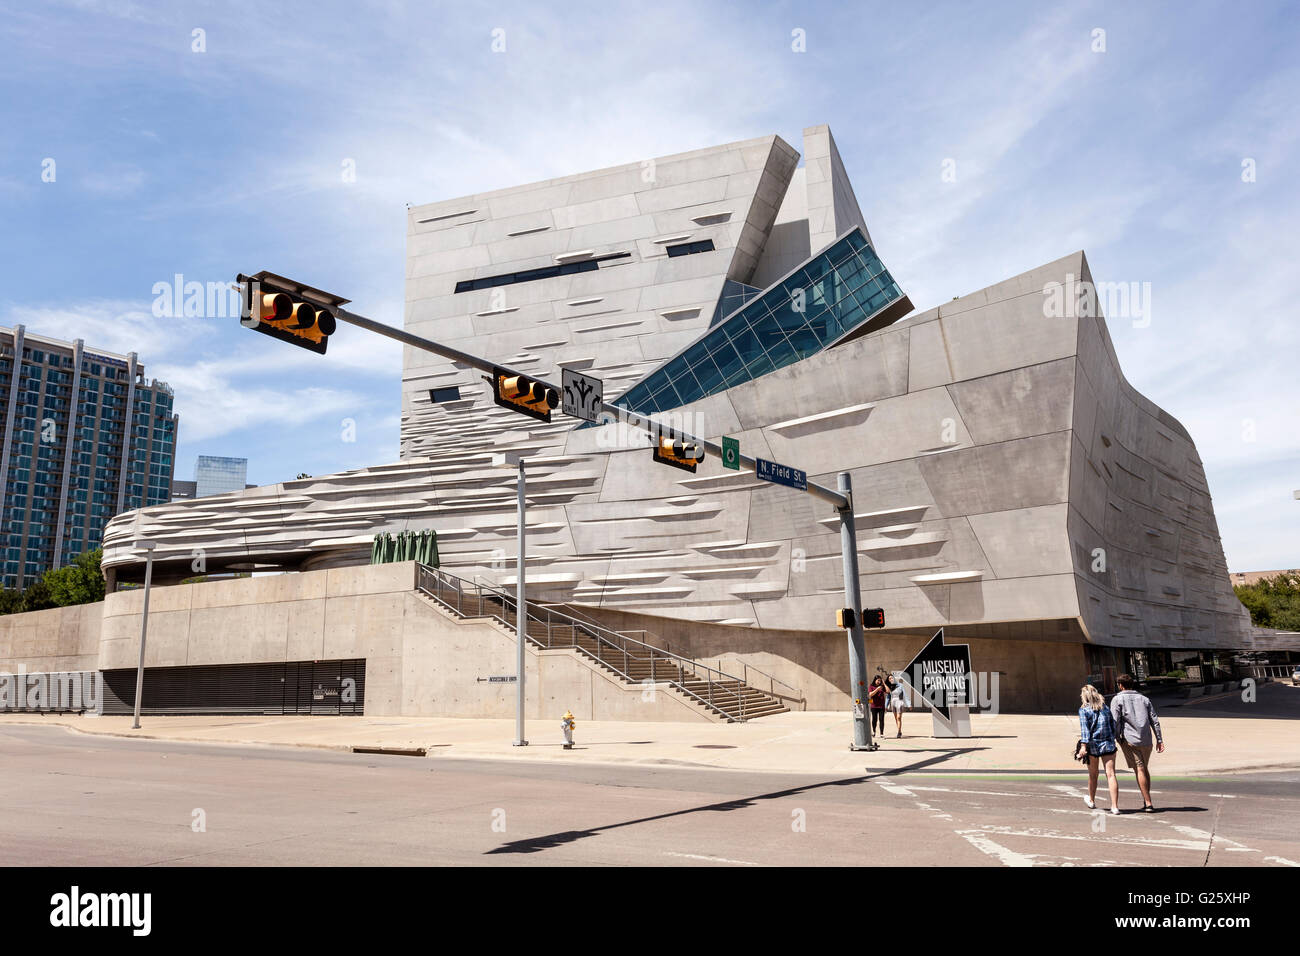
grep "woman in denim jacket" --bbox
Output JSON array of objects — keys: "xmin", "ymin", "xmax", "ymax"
[{"xmin": 1077, "ymin": 684, "xmax": 1121, "ymax": 814}]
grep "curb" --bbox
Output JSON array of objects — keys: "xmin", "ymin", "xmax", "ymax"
[{"xmin": 6, "ymin": 718, "xmax": 1297, "ymax": 778}]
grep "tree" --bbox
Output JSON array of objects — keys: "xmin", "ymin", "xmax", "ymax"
[
  {"xmin": 19, "ymin": 577, "xmax": 55, "ymax": 612},
  {"xmin": 0, "ymin": 548, "xmax": 106, "ymax": 616},
  {"xmin": 43, "ymin": 548, "xmax": 106, "ymax": 607},
  {"xmin": 0, "ymin": 588, "xmax": 22, "ymax": 615},
  {"xmin": 1234, "ymin": 572, "xmax": 1300, "ymax": 632}
]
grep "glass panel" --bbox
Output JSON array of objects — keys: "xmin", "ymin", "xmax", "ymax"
[
  {"xmin": 747, "ymin": 309, "xmax": 785, "ymax": 349},
  {"xmin": 648, "ymin": 376, "xmax": 682, "ymax": 411},
  {"xmin": 737, "ymin": 344, "xmax": 773, "ymax": 381},
  {"xmin": 833, "ymin": 254, "xmax": 868, "ymax": 291},
  {"xmin": 690, "ymin": 351, "xmax": 725, "ymax": 395},
  {"xmin": 726, "ymin": 321, "xmax": 766, "ymax": 366},
  {"xmin": 784, "ymin": 323, "xmax": 822, "ymax": 359},
  {"xmin": 803, "ymin": 304, "xmax": 833, "ymax": 343},
  {"xmin": 766, "ymin": 295, "xmax": 807, "ymax": 336},
  {"xmin": 678, "ymin": 340, "xmax": 711, "ymax": 372},
  {"xmin": 708, "ymin": 338, "xmax": 745, "ymax": 383},
  {"xmin": 828, "ymin": 298, "xmax": 865, "ymax": 339}
]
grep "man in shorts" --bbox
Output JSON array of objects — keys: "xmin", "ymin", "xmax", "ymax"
[{"xmin": 1110, "ymin": 673, "xmax": 1165, "ymax": 812}]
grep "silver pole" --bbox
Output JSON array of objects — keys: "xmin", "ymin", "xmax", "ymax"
[
  {"xmin": 131, "ymin": 547, "xmax": 154, "ymax": 730},
  {"xmin": 514, "ymin": 459, "xmax": 528, "ymax": 747},
  {"xmin": 838, "ymin": 472, "xmax": 875, "ymax": 751}
]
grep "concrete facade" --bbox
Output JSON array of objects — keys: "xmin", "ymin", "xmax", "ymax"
[
  {"xmin": 1, "ymin": 563, "xmax": 719, "ymax": 721},
  {"xmin": 86, "ymin": 123, "xmax": 1293, "ymax": 718},
  {"xmin": 0, "ymin": 561, "xmax": 1083, "ymax": 715}
]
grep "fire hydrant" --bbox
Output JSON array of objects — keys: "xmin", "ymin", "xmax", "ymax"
[{"xmin": 561, "ymin": 710, "xmax": 576, "ymax": 749}]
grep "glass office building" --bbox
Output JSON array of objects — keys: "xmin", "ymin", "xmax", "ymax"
[
  {"xmin": 0, "ymin": 326, "xmax": 177, "ymax": 590},
  {"xmin": 195, "ymin": 456, "xmax": 248, "ymax": 498}
]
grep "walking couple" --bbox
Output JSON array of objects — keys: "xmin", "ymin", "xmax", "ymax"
[{"xmin": 1076, "ymin": 674, "xmax": 1166, "ymax": 814}]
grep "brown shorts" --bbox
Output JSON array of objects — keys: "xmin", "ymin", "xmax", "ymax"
[{"xmin": 1119, "ymin": 739, "xmax": 1153, "ymax": 770}]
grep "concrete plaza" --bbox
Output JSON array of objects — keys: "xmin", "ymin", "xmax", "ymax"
[{"xmin": 4, "ymin": 681, "xmax": 1297, "ymax": 777}]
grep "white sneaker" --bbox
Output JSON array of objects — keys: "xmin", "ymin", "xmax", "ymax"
[
  {"xmin": 1084, "ymin": 797, "xmax": 1096, "ymax": 809},
  {"xmin": 1110, "ymin": 807, "xmax": 1120, "ymax": 815}
]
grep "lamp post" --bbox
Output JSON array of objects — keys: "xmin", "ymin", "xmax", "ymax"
[
  {"xmin": 131, "ymin": 539, "xmax": 157, "ymax": 730},
  {"xmin": 492, "ymin": 453, "xmax": 528, "ymax": 746}
]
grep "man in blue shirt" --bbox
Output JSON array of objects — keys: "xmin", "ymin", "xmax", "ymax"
[{"xmin": 1110, "ymin": 674, "xmax": 1166, "ymax": 812}]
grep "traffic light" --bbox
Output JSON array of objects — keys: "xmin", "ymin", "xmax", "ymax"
[
  {"xmin": 863, "ymin": 608, "xmax": 886, "ymax": 629},
  {"xmin": 492, "ymin": 367, "xmax": 559, "ymax": 422},
  {"xmin": 653, "ymin": 436, "xmax": 704, "ymax": 473},
  {"xmin": 836, "ymin": 608, "xmax": 856, "ymax": 629},
  {"xmin": 237, "ymin": 272, "xmax": 346, "ymax": 355}
]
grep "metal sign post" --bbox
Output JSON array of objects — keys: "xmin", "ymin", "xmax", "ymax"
[
  {"xmin": 837, "ymin": 473, "xmax": 875, "ymax": 751},
  {"xmin": 514, "ymin": 458, "xmax": 528, "ymax": 747},
  {"xmin": 131, "ymin": 540, "xmax": 156, "ymax": 730}
]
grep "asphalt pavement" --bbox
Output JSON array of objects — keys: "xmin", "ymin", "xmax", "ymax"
[{"xmin": 2, "ymin": 723, "xmax": 1297, "ymax": 867}]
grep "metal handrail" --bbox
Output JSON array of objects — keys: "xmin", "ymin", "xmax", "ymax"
[
  {"xmin": 542, "ymin": 602, "xmax": 669, "ymax": 655},
  {"xmin": 546, "ymin": 600, "xmax": 802, "ymax": 705},
  {"xmin": 416, "ymin": 563, "xmax": 777, "ymax": 720},
  {"xmin": 699, "ymin": 656, "xmax": 804, "ymax": 705},
  {"xmin": 1241, "ymin": 664, "xmax": 1298, "ymax": 679}
]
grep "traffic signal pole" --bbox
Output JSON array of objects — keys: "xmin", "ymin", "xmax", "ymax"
[
  {"xmin": 514, "ymin": 457, "xmax": 528, "ymax": 747},
  {"xmin": 325, "ymin": 303, "xmax": 875, "ymax": 750},
  {"xmin": 838, "ymin": 472, "xmax": 874, "ymax": 750}
]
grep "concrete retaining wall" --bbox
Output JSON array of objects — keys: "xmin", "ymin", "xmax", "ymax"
[
  {"xmin": 0, "ymin": 561, "xmax": 1087, "ymax": 716},
  {"xmin": 0, "ymin": 602, "xmax": 102, "ymax": 674},
  {"xmin": 0, "ymin": 563, "xmax": 712, "ymax": 722}
]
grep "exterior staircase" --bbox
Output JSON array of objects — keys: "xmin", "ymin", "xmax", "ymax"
[{"xmin": 415, "ymin": 563, "xmax": 793, "ymax": 721}]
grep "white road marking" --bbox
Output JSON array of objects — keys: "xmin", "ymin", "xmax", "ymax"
[
  {"xmin": 914, "ymin": 801, "xmax": 953, "ymax": 821},
  {"xmin": 1265, "ymin": 856, "xmax": 1300, "ymax": 867},
  {"xmin": 877, "ymin": 783, "xmax": 914, "ymax": 796},
  {"xmin": 970, "ymin": 825, "xmax": 1208, "ymax": 851},
  {"xmin": 663, "ymin": 851, "xmax": 758, "ymax": 866},
  {"xmin": 908, "ymin": 785, "xmax": 1027, "ymax": 798},
  {"xmin": 956, "ymin": 831, "xmax": 1037, "ymax": 867},
  {"xmin": 1166, "ymin": 824, "xmax": 1253, "ymax": 852}
]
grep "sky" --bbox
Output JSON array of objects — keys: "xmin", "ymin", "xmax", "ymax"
[{"xmin": 0, "ymin": 0, "xmax": 1296, "ymax": 570}]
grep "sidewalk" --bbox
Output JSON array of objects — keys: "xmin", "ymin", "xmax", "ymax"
[{"xmin": 3, "ymin": 708, "xmax": 1296, "ymax": 775}]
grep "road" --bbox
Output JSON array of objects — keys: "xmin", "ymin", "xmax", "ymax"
[{"xmin": 1, "ymin": 724, "xmax": 1297, "ymax": 867}]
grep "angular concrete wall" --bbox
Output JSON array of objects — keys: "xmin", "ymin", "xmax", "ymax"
[
  {"xmin": 401, "ymin": 132, "xmax": 799, "ymax": 461},
  {"xmin": 1066, "ymin": 255, "xmax": 1252, "ymax": 649}
]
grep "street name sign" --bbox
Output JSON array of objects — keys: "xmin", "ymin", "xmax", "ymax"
[{"xmin": 754, "ymin": 457, "xmax": 807, "ymax": 490}]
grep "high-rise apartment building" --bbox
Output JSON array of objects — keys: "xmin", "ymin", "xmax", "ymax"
[{"xmin": 0, "ymin": 325, "xmax": 178, "ymax": 589}]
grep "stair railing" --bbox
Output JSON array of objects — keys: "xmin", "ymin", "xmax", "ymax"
[{"xmin": 416, "ymin": 563, "xmax": 777, "ymax": 720}]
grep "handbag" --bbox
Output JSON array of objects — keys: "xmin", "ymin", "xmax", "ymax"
[{"xmin": 1073, "ymin": 739, "xmax": 1090, "ymax": 764}]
